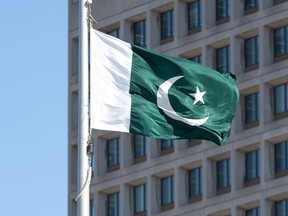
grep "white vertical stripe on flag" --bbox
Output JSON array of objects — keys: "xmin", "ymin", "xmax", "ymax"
[{"xmin": 90, "ymin": 30, "xmax": 133, "ymax": 132}]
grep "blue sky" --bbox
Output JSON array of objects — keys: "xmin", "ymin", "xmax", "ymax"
[{"xmin": 0, "ymin": 1, "xmax": 67, "ymax": 215}]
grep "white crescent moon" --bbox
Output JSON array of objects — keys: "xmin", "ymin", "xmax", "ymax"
[{"xmin": 156, "ymin": 76, "xmax": 209, "ymax": 126}]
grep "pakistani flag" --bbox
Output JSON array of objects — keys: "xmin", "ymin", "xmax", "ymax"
[{"xmin": 90, "ymin": 29, "xmax": 239, "ymax": 145}]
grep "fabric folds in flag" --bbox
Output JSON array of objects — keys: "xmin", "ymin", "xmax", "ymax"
[{"xmin": 90, "ymin": 29, "xmax": 239, "ymax": 145}]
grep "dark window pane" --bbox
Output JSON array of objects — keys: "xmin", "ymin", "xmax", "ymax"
[
  {"xmin": 216, "ymin": 0, "xmax": 230, "ymax": 20},
  {"xmin": 161, "ymin": 10, "xmax": 174, "ymax": 40},
  {"xmin": 245, "ymin": 93, "xmax": 259, "ymax": 123},
  {"xmin": 161, "ymin": 176, "xmax": 174, "ymax": 205},
  {"xmin": 90, "ymin": 200, "xmax": 94, "ymax": 216},
  {"xmin": 245, "ymin": 150, "xmax": 260, "ymax": 180},
  {"xmin": 134, "ymin": 135, "xmax": 146, "ymax": 158},
  {"xmin": 134, "ymin": 184, "xmax": 146, "ymax": 213},
  {"xmin": 274, "ymin": 84, "xmax": 287, "ymax": 114},
  {"xmin": 134, "ymin": 20, "xmax": 146, "ymax": 47},
  {"xmin": 275, "ymin": 200, "xmax": 288, "ymax": 216},
  {"xmin": 275, "ymin": 142, "xmax": 288, "ymax": 172},
  {"xmin": 108, "ymin": 192, "xmax": 119, "ymax": 216},
  {"xmin": 217, "ymin": 158, "xmax": 231, "ymax": 189},
  {"xmin": 245, "ymin": 0, "xmax": 259, "ymax": 10},
  {"xmin": 189, "ymin": 55, "xmax": 202, "ymax": 63},
  {"xmin": 71, "ymin": 92, "xmax": 78, "ymax": 130},
  {"xmin": 274, "ymin": 26, "xmax": 288, "ymax": 57},
  {"xmin": 245, "ymin": 36, "xmax": 259, "ymax": 67},
  {"xmin": 107, "ymin": 138, "xmax": 119, "ymax": 167},
  {"xmin": 286, "ymin": 27, "xmax": 288, "ymax": 55},
  {"xmin": 257, "ymin": 149, "xmax": 260, "ymax": 177},
  {"xmin": 246, "ymin": 207, "xmax": 260, "ymax": 216},
  {"xmin": 286, "ymin": 83, "xmax": 288, "ymax": 111},
  {"xmin": 189, "ymin": 167, "xmax": 202, "ymax": 197},
  {"xmin": 188, "ymin": 0, "xmax": 201, "ymax": 30},
  {"xmin": 161, "ymin": 139, "xmax": 174, "ymax": 150},
  {"xmin": 216, "ymin": 46, "xmax": 230, "ymax": 73},
  {"xmin": 107, "ymin": 29, "xmax": 119, "ymax": 38}
]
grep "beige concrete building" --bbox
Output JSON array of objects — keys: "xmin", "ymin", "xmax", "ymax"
[{"xmin": 68, "ymin": 0, "xmax": 288, "ymax": 215}]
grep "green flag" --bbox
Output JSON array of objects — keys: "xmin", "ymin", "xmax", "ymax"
[{"xmin": 90, "ymin": 29, "xmax": 239, "ymax": 145}]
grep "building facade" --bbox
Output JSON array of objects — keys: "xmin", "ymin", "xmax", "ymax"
[{"xmin": 68, "ymin": 0, "xmax": 288, "ymax": 215}]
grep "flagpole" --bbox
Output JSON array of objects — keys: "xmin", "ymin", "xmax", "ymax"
[{"xmin": 77, "ymin": 0, "xmax": 91, "ymax": 216}]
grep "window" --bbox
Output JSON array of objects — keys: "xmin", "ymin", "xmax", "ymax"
[
  {"xmin": 133, "ymin": 135, "xmax": 146, "ymax": 162},
  {"xmin": 274, "ymin": 83, "xmax": 288, "ymax": 116},
  {"xmin": 274, "ymin": 26, "xmax": 288, "ymax": 59},
  {"xmin": 216, "ymin": 0, "xmax": 230, "ymax": 22},
  {"xmin": 275, "ymin": 199, "xmax": 288, "ymax": 216},
  {"xmin": 189, "ymin": 55, "xmax": 202, "ymax": 63},
  {"xmin": 245, "ymin": 149, "xmax": 260, "ymax": 184},
  {"xmin": 160, "ymin": 10, "xmax": 174, "ymax": 41},
  {"xmin": 134, "ymin": 184, "xmax": 146, "ymax": 214},
  {"xmin": 107, "ymin": 192, "xmax": 120, "ymax": 216},
  {"xmin": 244, "ymin": 0, "xmax": 259, "ymax": 12},
  {"xmin": 216, "ymin": 46, "xmax": 230, "ymax": 73},
  {"xmin": 188, "ymin": 0, "xmax": 201, "ymax": 33},
  {"xmin": 275, "ymin": 141, "xmax": 288, "ymax": 176},
  {"xmin": 107, "ymin": 29, "xmax": 119, "ymax": 38},
  {"xmin": 107, "ymin": 138, "xmax": 120, "ymax": 171},
  {"xmin": 244, "ymin": 36, "xmax": 259, "ymax": 70},
  {"xmin": 245, "ymin": 92, "xmax": 259, "ymax": 125},
  {"xmin": 161, "ymin": 139, "xmax": 174, "ymax": 155},
  {"xmin": 188, "ymin": 167, "xmax": 202, "ymax": 202},
  {"xmin": 133, "ymin": 20, "xmax": 146, "ymax": 47},
  {"xmin": 161, "ymin": 176, "xmax": 174, "ymax": 210},
  {"xmin": 90, "ymin": 200, "xmax": 94, "ymax": 216},
  {"xmin": 188, "ymin": 139, "xmax": 202, "ymax": 147},
  {"xmin": 246, "ymin": 207, "xmax": 260, "ymax": 216},
  {"xmin": 274, "ymin": 0, "xmax": 288, "ymax": 5},
  {"xmin": 217, "ymin": 158, "xmax": 231, "ymax": 193},
  {"xmin": 71, "ymin": 37, "xmax": 79, "ymax": 76},
  {"xmin": 91, "ymin": 152, "xmax": 95, "ymax": 174},
  {"xmin": 71, "ymin": 91, "xmax": 78, "ymax": 131}
]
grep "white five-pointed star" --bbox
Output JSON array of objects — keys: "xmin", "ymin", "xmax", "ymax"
[{"xmin": 190, "ymin": 87, "xmax": 206, "ymax": 105}]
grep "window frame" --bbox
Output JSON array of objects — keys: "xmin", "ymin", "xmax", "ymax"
[
  {"xmin": 90, "ymin": 199, "xmax": 94, "ymax": 216},
  {"xmin": 160, "ymin": 10, "xmax": 174, "ymax": 44},
  {"xmin": 161, "ymin": 175, "xmax": 175, "ymax": 211},
  {"xmin": 274, "ymin": 83, "xmax": 288, "ymax": 119},
  {"xmin": 274, "ymin": 26, "xmax": 288, "ymax": 62},
  {"xmin": 244, "ymin": 92, "xmax": 260, "ymax": 128},
  {"xmin": 107, "ymin": 192, "xmax": 120, "ymax": 216},
  {"xmin": 187, "ymin": 0, "xmax": 201, "ymax": 34},
  {"xmin": 216, "ymin": 158, "xmax": 231, "ymax": 194},
  {"xmin": 133, "ymin": 20, "xmax": 147, "ymax": 47},
  {"xmin": 246, "ymin": 207, "xmax": 260, "ymax": 216},
  {"xmin": 133, "ymin": 135, "xmax": 146, "ymax": 163},
  {"xmin": 107, "ymin": 137, "xmax": 120, "ymax": 172},
  {"xmin": 160, "ymin": 139, "xmax": 174, "ymax": 155},
  {"xmin": 71, "ymin": 91, "xmax": 79, "ymax": 131},
  {"xmin": 107, "ymin": 29, "xmax": 120, "ymax": 38},
  {"xmin": 216, "ymin": 0, "xmax": 230, "ymax": 24},
  {"xmin": 275, "ymin": 199, "xmax": 288, "ymax": 216},
  {"xmin": 275, "ymin": 141, "xmax": 288, "ymax": 178},
  {"xmin": 244, "ymin": 36, "xmax": 259, "ymax": 71},
  {"xmin": 244, "ymin": 0, "xmax": 259, "ymax": 15},
  {"xmin": 245, "ymin": 149, "xmax": 260, "ymax": 186},
  {"xmin": 188, "ymin": 167, "xmax": 202, "ymax": 203},
  {"xmin": 216, "ymin": 45, "xmax": 230, "ymax": 74},
  {"xmin": 134, "ymin": 184, "xmax": 147, "ymax": 215},
  {"xmin": 189, "ymin": 55, "xmax": 202, "ymax": 64}
]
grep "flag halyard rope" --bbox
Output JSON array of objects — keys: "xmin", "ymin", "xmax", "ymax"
[
  {"xmin": 75, "ymin": 137, "xmax": 94, "ymax": 202},
  {"xmin": 86, "ymin": 1, "xmax": 97, "ymax": 29}
]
